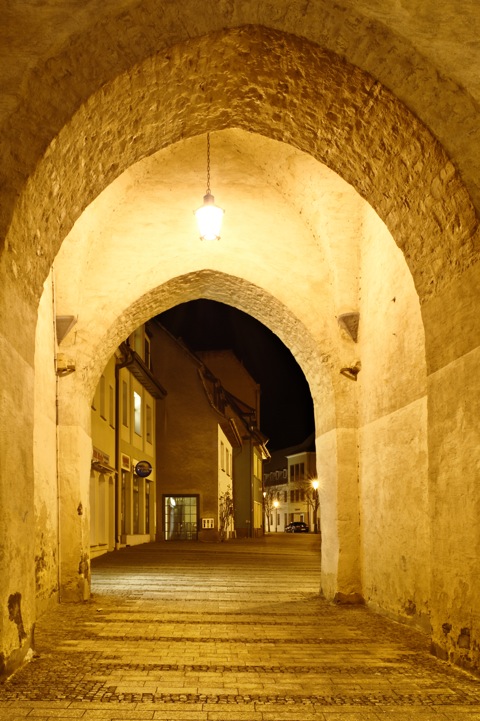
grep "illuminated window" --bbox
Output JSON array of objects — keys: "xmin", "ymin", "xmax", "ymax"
[{"xmin": 134, "ymin": 391, "xmax": 142, "ymax": 435}]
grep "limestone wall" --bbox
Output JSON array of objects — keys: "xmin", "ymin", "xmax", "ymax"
[
  {"xmin": 358, "ymin": 207, "xmax": 430, "ymax": 629},
  {"xmin": 34, "ymin": 273, "xmax": 60, "ymax": 615},
  {"xmin": 0, "ymin": 272, "xmax": 37, "ymax": 676},
  {"xmin": 423, "ymin": 262, "xmax": 480, "ymax": 671}
]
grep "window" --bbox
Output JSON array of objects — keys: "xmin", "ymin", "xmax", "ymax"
[
  {"xmin": 146, "ymin": 404, "xmax": 152, "ymax": 444},
  {"xmin": 284, "ymin": 491, "xmax": 287, "ymax": 502},
  {"xmin": 134, "ymin": 391, "xmax": 142, "ymax": 436},
  {"xmin": 133, "ymin": 327, "xmax": 143, "ymax": 356},
  {"xmin": 109, "ymin": 385, "xmax": 114, "ymax": 428},
  {"xmin": 290, "ymin": 490, "xmax": 294, "ymax": 502},
  {"xmin": 220, "ymin": 441, "xmax": 225, "ymax": 471},
  {"xmin": 133, "ymin": 475, "xmax": 139, "ymax": 534},
  {"xmin": 164, "ymin": 496, "xmax": 198, "ymax": 541},
  {"xmin": 100, "ymin": 375, "xmax": 106, "ymax": 419},
  {"xmin": 120, "ymin": 470, "xmax": 127, "ymax": 535},
  {"xmin": 122, "ymin": 381, "xmax": 128, "ymax": 426},
  {"xmin": 144, "ymin": 335, "xmax": 151, "ymax": 369},
  {"xmin": 145, "ymin": 482, "xmax": 151, "ymax": 534}
]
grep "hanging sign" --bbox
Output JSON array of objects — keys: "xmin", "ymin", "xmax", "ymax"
[{"xmin": 135, "ymin": 460, "xmax": 152, "ymax": 478}]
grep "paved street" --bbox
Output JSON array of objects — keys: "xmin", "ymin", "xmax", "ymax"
[{"xmin": 1, "ymin": 534, "xmax": 480, "ymax": 720}]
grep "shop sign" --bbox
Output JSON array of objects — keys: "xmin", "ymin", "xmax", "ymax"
[{"xmin": 135, "ymin": 460, "xmax": 152, "ymax": 477}]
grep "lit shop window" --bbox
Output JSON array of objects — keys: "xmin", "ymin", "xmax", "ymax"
[{"xmin": 134, "ymin": 391, "xmax": 142, "ymax": 436}]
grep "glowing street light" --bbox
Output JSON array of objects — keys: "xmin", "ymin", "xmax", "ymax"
[
  {"xmin": 311, "ymin": 479, "xmax": 320, "ymax": 534},
  {"xmin": 273, "ymin": 499, "xmax": 279, "ymax": 533},
  {"xmin": 194, "ymin": 133, "xmax": 224, "ymax": 241}
]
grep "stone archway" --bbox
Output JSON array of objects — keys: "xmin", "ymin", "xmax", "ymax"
[
  {"xmin": 2, "ymin": 27, "xmax": 477, "ymax": 308},
  {"xmin": 1, "ymin": 20, "xmax": 479, "ymax": 678}
]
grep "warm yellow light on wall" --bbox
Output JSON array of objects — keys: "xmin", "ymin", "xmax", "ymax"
[{"xmin": 194, "ymin": 133, "xmax": 224, "ymax": 240}]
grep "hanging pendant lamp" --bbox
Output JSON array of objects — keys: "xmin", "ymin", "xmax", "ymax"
[{"xmin": 194, "ymin": 133, "xmax": 224, "ymax": 240}]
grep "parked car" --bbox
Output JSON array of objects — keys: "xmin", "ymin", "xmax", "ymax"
[{"xmin": 285, "ymin": 521, "xmax": 309, "ymax": 533}]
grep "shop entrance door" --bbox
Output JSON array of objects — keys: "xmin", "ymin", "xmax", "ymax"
[{"xmin": 164, "ymin": 495, "xmax": 198, "ymax": 540}]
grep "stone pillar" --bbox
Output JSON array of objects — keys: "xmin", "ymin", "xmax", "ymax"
[
  {"xmin": 34, "ymin": 272, "xmax": 60, "ymax": 616},
  {"xmin": 318, "ymin": 372, "xmax": 362, "ymax": 603},
  {"xmin": 56, "ymin": 372, "xmax": 92, "ymax": 602},
  {"xmin": 0, "ymin": 276, "xmax": 37, "ymax": 677},
  {"xmin": 423, "ymin": 264, "xmax": 480, "ymax": 673}
]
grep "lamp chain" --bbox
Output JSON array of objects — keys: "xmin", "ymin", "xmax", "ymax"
[{"xmin": 206, "ymin": 132, "xmax": 211, "ymax": 194}]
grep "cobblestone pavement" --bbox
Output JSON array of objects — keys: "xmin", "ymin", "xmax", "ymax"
[{"xmin": 1, "ymin": 534, "xmax": 480, "ymax": 720}]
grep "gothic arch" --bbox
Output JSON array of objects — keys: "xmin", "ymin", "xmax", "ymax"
[
  {"xmin": 80, "ymin": 269, "xmax": 335, "ymax": 431},
  {"xmin": 3, "ymin": 26, "xmax": 478, "ymax": 312}
]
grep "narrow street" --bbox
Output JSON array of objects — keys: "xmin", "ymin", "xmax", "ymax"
[{"xmin": 1, "ymin": 534, "xmax": 480, "ymax": 719}]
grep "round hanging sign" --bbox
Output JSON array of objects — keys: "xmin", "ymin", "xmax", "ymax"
[{"xmin": 135, "ymin": 460, "xmax": 152, "ymax": 478}]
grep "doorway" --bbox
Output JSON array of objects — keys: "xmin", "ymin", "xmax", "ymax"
[{"xmin": 164, "ymin": 495, "xmax": 199, "ymax": 540}]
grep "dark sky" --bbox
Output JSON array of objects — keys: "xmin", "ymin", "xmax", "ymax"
[{"xmin": 156, "ymin": 299, "xmax": 314, "ymax": 451}]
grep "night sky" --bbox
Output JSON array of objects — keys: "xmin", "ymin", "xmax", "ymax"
[{"xmin": 156, "ymin": 300, "xmax": 314, "ymax": 451}]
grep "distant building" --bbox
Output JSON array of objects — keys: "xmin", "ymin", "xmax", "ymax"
[
  {"xmin": 263, "ymin": 434, "xmax": 317, "ymax": 532},
  {"xmin": 90, "ymin": 323, "xmax": 269, "ymax": 549},
  {"xmin": 149, "ymin": 323, "xmax": 240, "ymax": 542},
  {"xmin": 197, "ymin": 350, "xmax": 269, "ymax": 537},
  {"xmin": 90, "ymin": 325, "xmax": 166, "ymax": 558},
  {"xmin": 150, "ymin": 324, "xmax": 269, "ymax": 540}
]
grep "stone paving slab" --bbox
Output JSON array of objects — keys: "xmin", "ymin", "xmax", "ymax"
[{"xmin": 1, "ymin": 535, "xmax": 480, "ymax": 719}]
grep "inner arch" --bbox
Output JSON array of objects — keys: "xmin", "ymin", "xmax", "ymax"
[{"xmin": 78, "ymin": 269, "xmax": 336, "ymax": 436}]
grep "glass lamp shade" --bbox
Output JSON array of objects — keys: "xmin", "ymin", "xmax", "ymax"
[{"xmin": 195, "ymin": 193, "xmax": 224, "ymax": 240}]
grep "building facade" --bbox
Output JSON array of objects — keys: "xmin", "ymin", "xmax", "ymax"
[
  {"xmin": 150, "ymin": 322, "xmax": 266, "ymax": 542},
  {"xmin": 90, "ymin": 326, "xmax": 165, "ymax": 557},
  {"xmin": 264, "ymin": 435, "xmax": 317, "ymax": 533},
  {"xmin": 198, "ymin": 351, "xmax": 269, "ymax": 537}
]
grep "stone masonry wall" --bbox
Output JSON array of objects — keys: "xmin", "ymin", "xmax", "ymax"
[{"xmin": 358, "ymin": 206, "xmax": 430, "ymax": 630}]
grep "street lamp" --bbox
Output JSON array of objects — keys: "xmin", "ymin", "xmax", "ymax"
[
  {"xmin": 194, "ymin": 133, "xmax": 224, "ymax": 240},
  {"xmin": 262, "ymin": 490, "xmax": 266, "ymax": 535},
  {"xmin": 311, "ymin": 480, "xmax": 319, "ymax": 534},
  {"xmin": 273, "ymin": 499, "xmax": 279, "ymax": 533}
]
